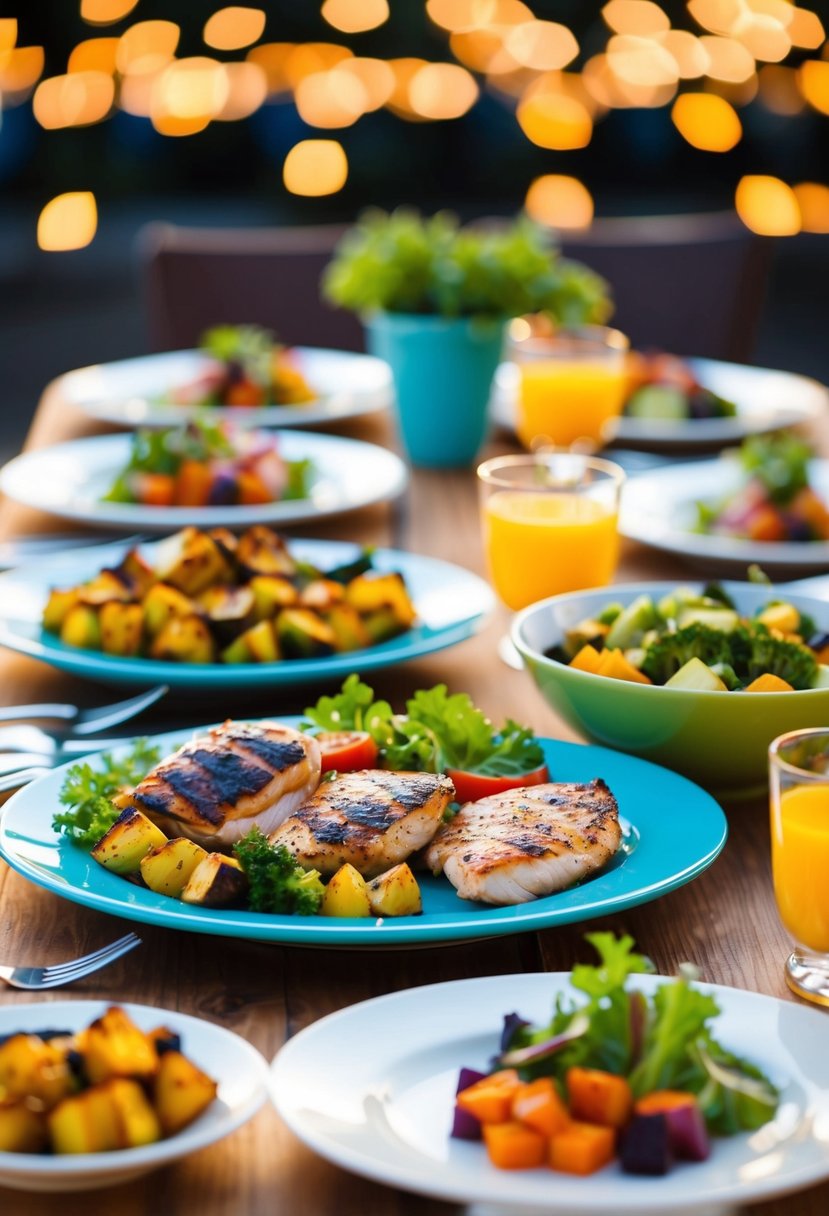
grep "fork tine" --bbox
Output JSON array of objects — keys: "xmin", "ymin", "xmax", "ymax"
[
  {"xmin": 0, "ymin": 766, "xmax": 52, "ymax": 794},
  {"xmin": 0, "ymin": 703, "xmax": 77, "ymax": 725},
  {"xmin": 73, "ymin": 685, "xmax": 169, "ymax": 735},
  {"xmin": 41, "ymin": 934, "xmax": 142, "ymax": 983}
]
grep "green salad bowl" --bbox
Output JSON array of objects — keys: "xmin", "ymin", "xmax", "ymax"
[{"xmin": 512, "ymin": 580, "xmax": 829, "ymax": 798}]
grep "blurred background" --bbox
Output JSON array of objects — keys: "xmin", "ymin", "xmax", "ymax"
[{"xmin": 2, "ymin": 0, "xmax": 829, "ymax": 461}]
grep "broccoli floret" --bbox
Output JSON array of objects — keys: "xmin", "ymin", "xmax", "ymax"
[
  {"xmin": 737, "ymin": 623, "xmax": 818, "ymax": 690},
  {"xmin": 233, "ymin": 827, "xmax": 325, "ymax": 915},
  {"xmin": 709, "ymin": 662, "xmax": 741, "ymax": 690},
  {"xmin": 640, "ymin": 623, "xmax": 735, "ymax": 685},
  {"xmin": 702, "ymin": 582, "xmax": 736, "ymax": 610}
]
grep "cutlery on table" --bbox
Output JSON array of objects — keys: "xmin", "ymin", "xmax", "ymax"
[
  {"xmin": 0, "ymin": 684, "xmax": 168, "ymax": 733},
  {"xmin": 0, "ymin": 932, "xmax": 142, "ymax": 990},
  {"xmin": 0, "ymin": 532, "xmax": 149, "ymax": 574}
]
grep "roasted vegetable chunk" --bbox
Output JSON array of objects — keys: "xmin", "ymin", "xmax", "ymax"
[
  {"xmin": 42, "ymin": 588, "xmax": 80, "ymax": 633},
  {"xmin": 181, "ymin": 854, "xmax": 248, "ymax": 907},
  {"xmin": 198, "ymin": 585, "xmax": 255, "ymax": 639},
  {"xmin": 367, "ymin": 863, "xmax": 422, "ymax": 917},
  {"xmin": 48, "ymin": 1079, "xmax": 160, "ymax": 1153},
  {"xmin": 276, "ymin": 608, "xmax": 336, "ymax": 659},
  {"xmin": 345, "ymin": 572, "xmax": 416, "ymax": 629},
  {"xmin": 91, "ymin": 807, "xmax": 168, "ymax": 875},
  {"xmin": 153, "ymin": 527, "xmax": 231, "ymax": 596},
  {"xmin": 0, "ymin": 1100, "xmax": 48, "ymax": 1153},
  {"xmin": 320, "ymin": 863, "xmax": 371, "ymax": 918},
  {"xmin": 139, "ymin": 838, "xmax": 208, "ymax": 898},
  {"xmin": 149, "ymin": 614, "xmax": 216, "ymax": 664},
  {"xmin": 81, "ymin": 1007, "xmax": 160, "ymax": 1085},
  {"xmin": 77, "ymin": 570, "xmax": 135, "ymax": 607},
  {"xmin": 325, "ymin": 603, "xmax": 371, "ymax": 652},
  {"xmin": 154, "ymin": 1050, "xmax": 218, "ymax": 1137},
  {"xmin": 142, "ymin": 583, "xmax": 198, "ymax": 638},
  {"xmin": 100, "ymin": 601, "xmax": 144, "ymax": 657},
  {"xmin": 299, "ymin": 579, "xmax": 345, "ymax": 611},
  {"xmin": 113, "ymin": 548, "xmax": 155, "ymax": 598},
  {"xmin": 60, "ymin": 605, "xmax": 102, "ymax": 651},
  {"xmin": 249, "ymin": 574, "xmax": 299, "ymax": 621},
  {"xmin": 0, "ymin": 1034, "xmax": 75, "ymax": 1108},
  {"xmin": 236, "ymin": 525, "xmax": 296, "ymax": 577}
]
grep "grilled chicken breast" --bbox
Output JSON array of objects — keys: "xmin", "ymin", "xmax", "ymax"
[
  {"xmin": 425, "ymin": 779, "xmax": 621, "ymax": 906},
  {"xmin": 113, "ymin": 721, "xmax": 321, "ymax": 848},
  {"xmin": 269, "ymin": 769, "xmax": 455, "ymax": 877}
]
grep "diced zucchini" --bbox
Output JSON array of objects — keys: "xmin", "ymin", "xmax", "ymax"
[
  {"xmin": 59, "ymin": 605, "xmax": 102, "ymax": 651},
  {"xmin": 276, "ymin": 608, "xmax": 336, "ymax": 658},
  {"xmin": 676, "ymin": 607, "xmax": 739, "ymax": 632},
  {"xmin": 139, "ymin": 838, "xmax": 208, "ymax": 898},
  {"xmin": 154, "ymin": 1050, "xmax": 217, "ymax": 1137},
  {"xmin": 149, "ymin": 614, "xmax": 216, "ymax": 663},
  {"xmin": 91, "ymin": 808, "xmax": 168, "ymax": 875},
  {"xmin": 605, "ymin": 596, "xmax": 657, "ymax": 650},
  {"xmin": 362, "ymin": 608, "xmax": 406, "ymax": 645},
  {"xmin": 181, "ymin": 854, "xmax": 248, "ymax": 907},
  {"xmin": 664, "ymin": 658, "xmax": 727, "ymax": 691},
  {"xmin": 656, "ymin": 586, "xmax": 703, "ymax": 620},
  {"xmin": 99, "ymin": 601, "xmax": 144, "ymax": 657},
  {"xmin": 221, "ymin": 634, "xmax": 252, "ymax": 664},
  {"xmin": 248, "ymin": 574, "xmax": 299, "ymax": 621},
  {"xmin": 366, "ymin": 864, "xmax": 422, "ymax": 917}
]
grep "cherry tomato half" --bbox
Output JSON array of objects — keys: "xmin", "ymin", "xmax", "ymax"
[
  {"xmin": 446, "ymin": 764, "xmax": 550, "ymax": 805},
  {"xmin": 317, "ymin": 731, "xmax": 380, "ymax": 773}
]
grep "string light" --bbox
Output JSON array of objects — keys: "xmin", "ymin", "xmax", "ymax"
[
  {"xmin": 799, "ymin": 59, "xmax": 829, "ymax": 115},
  {"xmin": 33, "ymin": 71, "xmax": 114, "ymax": 129},
  {"xmin": 525, "ymin": 174, "xmax": 594, "ymax": 228},
  {"xmin": 517, "ymin": 91, "xmax": 593, "ymax": 148},
  {"xmin": 37, "ymin": 192, "xmax": 98, "ymax": 251},
  {"xmin": 68, "ymin": 37, "xmax": 119, "ymax": 74},
  {"xmin": 793, "ymin": 182, "xmax": 829, "ymax": 232},
  {"xmin": 283, "ymin": 139, "xmax": 348, "ymax": 195},
  {"xmin": 735, "ymin": 175, "xmax": 801, "ymax": 235},
  {"xmin": 80, "ymin": 0, "xmax": 139, "ymax": 25},
  {"xmin": 603, "ymin": 1, "xmax": 669, "ymax": 36},
  {"xmin": 408, "ymin": 62, "xmax": 479, "ymax": 119},
  {"xmin": 203, "ymin": 8, "xmax": 266, "ymax": 53},
  {"xmin": 321, "ymin": 0, "xmax": 389, "ymax": 34},
  {"xmin": 671, "ymin": 92, "xmax": 742, "ymax": 151}
]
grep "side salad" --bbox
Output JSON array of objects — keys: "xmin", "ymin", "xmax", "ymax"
[
  {"xmin": 696, "ymin": 432, "xmax": 829, "ymax": 543},
  {"xmin": 551, "ymin": 580, "xmax": 829, "ymax": 692},
  {"xmin": 625, "ymin": 353, "xmax": 737, "ymax": 422},
  {"xmin": 452, "ymin": 933, "xmax": 778, "ymax": 1177},
  {"xmin": 167, "ymin": 325, "xmax": 315, "ymax": 408}
]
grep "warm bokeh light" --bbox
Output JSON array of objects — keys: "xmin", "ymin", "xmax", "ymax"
[
  {"xmin": 294, "ymin": 67, "xmax": 367, "ymax": 127},
  {"xmin": 118, "ymin": 67, "xmax": 162, "ymax": 116},
  {"xmin": 607, "ymin": 34, "xmax": 679, "ymax": 88},
  {"xmin": 246, "ymin": 43, "xmax": 295, "ymax": 94},
  {"xmin": 788, "ymin": 7, "xmax": 825, "ymax": 50},
  {"xmin": 33, "ymin": 71, "xmax": 115, "ymax": 129},
  {"xmin": 426, "ymin": 0, "xmax": 499, "ymax": 32},
  {"xmin": 116, "ymin": 22, "xmax": 180, "ymax": 76},
  {"xmin": 525, "ymin": 174, "xmax": 594, "ymax": 229},
  {"xmin": 603, "ymin": 0, "xmax": 669, "ymax": 36},
  {"xmin": 517, "ymin": 91, "xmax": 593, "ymax": 148},
  {"xmin": 504, "ymin": 21, "xmax": 579, "ymax": 71},
  {"xmin": 659, "ymin": 30, "xmax": 710, "ymax": 78},
  {"xmin": 671, "ymin": 92, "xmax": 741, "ymax": 151},
  {"xmin": 284, "ymin": 42, "xmax": 352, "ymax": 89},
  {"xmin": 699, "ymin": 35, "xmax": 756, "ymax": 82},
  {"xmin": 203, "ymin": 7, "xmax": 266, "ymax": 53},
  {"xmin": 450, "ymin": 30, "xmax": 518, "ymax": 74},
  {"xmin": 321, "ymin": 0, "xmax": 389, "ymax": 34},
  {"xmin": 68, "ymin": 37, "xmax": 119, "ymax": 75},
  {"xmin": 37, "ymin": 192, "xmax": 98, "ymax": 252},
  {"xmin": 0, "ymin": 18, "xmax": 17, "ymax": 53},
  {"xmin": 151, "ymin": 57, "xmax": 229, "ymax": 135},
  {"xmin": 758, "ymin": 64, "xmax": 804, "ymax": 114},
  {"xmin": 216, "ymin": 61, "xmax": 268, "ymax": 120},
  {"xmin": 731, "ymin": 12, "xmax": 791, "ymax": 63},
  {"xmin": 80, "ymin": 0, "xmax": 139, "ymax": 25},
  {"xmin": 283, "ymin": 139, "xmax": 348, "ymax": 196},
  {"xmin": 799, "ymin": 59, "xmax": 829, "ymax": 116},
  {"xmin": 687, "ymin": 0, "xmax": 742, "ymax": 36},
  {"xmin": 735, "ymin": 175, "xmax": 801, "ymax": 235},
  {"xmin": 0, "ymin": 45, "xmax": 45, "ymax": 100},
  {"xmin": 408, "ymin": 62, "xmax": 479, "ymax": 119},
  {"xmin": 793, "ymin": 182, "xmax": 829, "ymax": 233},
  {"xmin": 335, "ymin": 57, "xmax": 395, "ymax": 110},
  {"xmin": 386, "ymin": 57, "xmax": 430, "ymax": 118}
]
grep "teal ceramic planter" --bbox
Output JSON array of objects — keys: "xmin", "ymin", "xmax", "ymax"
[{"xmin": 365, "ymin": 312, "xmax": 506, "ymax": 468}]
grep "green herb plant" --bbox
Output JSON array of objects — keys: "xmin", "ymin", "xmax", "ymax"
[{"xmin": 52, "ymin": 738, "xmax": 162, "ymax": 847}]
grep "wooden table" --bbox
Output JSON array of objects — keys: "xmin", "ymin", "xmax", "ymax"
[{"xmin": 0, "ymin": 384, "xmax": 825, "ymax": 1215}]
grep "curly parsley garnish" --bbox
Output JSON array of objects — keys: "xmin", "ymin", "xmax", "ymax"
[{"xmin": 52, "ymin": 738, "xmax": 162, "ymax": 848}]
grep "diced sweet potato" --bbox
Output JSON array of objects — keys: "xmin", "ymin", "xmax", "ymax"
[
  {"xmin": 744, "ymin": 673, "xmax": 794, "ymax": 693},
  {"xmin": 456, "ymin": 1071, "xmax": 521, "ymax": 1125},
  {"xmin": 566, "ymin": 1067, "xmax": 633, "ymax": 1129},
  {"xmin": 569, "ymin": 644, "xmax": 604, "ymax": 675},
  {"xmin": 345, "ymin": 572, "xmax": 416, "ymax": 628},
  {"xmin": 320, "ymin": 864, "xmax": 371, "ymax": 918},
  {"xmin": 366, "ymin": 863, "xmax": 422, "ymax": 917},
  {"xmin": 596, "ymin": 649, "xmax": 652, "ymax": 685},
  {"xmin": 511, "ymin": 1078, "xmax": 571, "ymax": 1137},
  {"xmin": 154, "ymin": 1050, "xmax": 217, "ymax": 1137},
  {"xmin": 140, "ymin": 838, "xmax": 208, "ymax": 898},
  {"xmin": 91, "ymin": 807, "xmax": 168, "ymax": 875},
  {"xmin": 483, "ymin": 1121, "xmax": 547, "ymax": 1169},
  {"xmin": 81, "ymin": 1006, "xmax": 160, "ymax": 1085},
  {"xmin": 47, "ymin": 1084, "xmax": 121, "ymax": 1154},
  {"xmin": 549, "ymin": 1121, "xmax": 615, "ymax": 1175}
]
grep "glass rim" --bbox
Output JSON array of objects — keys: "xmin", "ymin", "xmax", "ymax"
[
  {"xmin": 507, "ymin": 322, "xmax": 629, "ymax": 353},
  {"xmin": 769, "ymin": 727, "xmax": 829, "ymax": 781},
  {"xmin": 476, "ymin": 451, "xmax": 626, "ymax": 491}
]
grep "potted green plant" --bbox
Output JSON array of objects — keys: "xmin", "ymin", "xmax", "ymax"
[{"xmin": 322, "ymin": 209, "xmax": 611, "ymax": 468}]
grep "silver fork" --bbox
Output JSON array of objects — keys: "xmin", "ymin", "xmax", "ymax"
[
  {"xmin": 0, "ymin": 685, "xmax": 169, "ymax": 734},
  {"xmin": 0, "ymin": 932, "xmax": 142, "ymax": 990}
]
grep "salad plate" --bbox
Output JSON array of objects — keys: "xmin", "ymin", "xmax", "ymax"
[
  {"xmin": 0, "ymin": 730, "xmax": 726, "ymax": 946},
  {"xmin": 0, "ymin": 999, "xmax": 268, "ymax": 1192},
  {"xmin": 0, "ymin": 537, "xmax": 493, "ymax": 688},
  {"xmin": 0, "ymin": 431, "xmax": 408, "ymax": 532},
  {"xmin": 270, "ymin": 971, "xmax": 829, "ymax": 1213},
  {"xmin": 490, "ymin": 358, "xmax": 828, "ymax": 453},
  {"xmin": 57, "ymin": 347, "xmax": 393, "ymax": 430},
  {"xmin": 620, "ymin": 458, "xmax": 829, "ymax": 575}
]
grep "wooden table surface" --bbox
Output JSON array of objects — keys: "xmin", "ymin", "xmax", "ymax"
[{"xmin": 0, "ymin": 383, "xmax": 825, "ymax": 1215}]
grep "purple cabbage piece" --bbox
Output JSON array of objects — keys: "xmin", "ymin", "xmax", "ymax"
[
  {"xmin": 661, "ymin": 1101, "xmax": 711, "ymax": 1162},
  {"xmin": 497, "ymin": 1011, "xmax": 590, "ymax": 1068},
  {"xmin": 451, "ymin": 1067, "xmax": 488, "ymax": 1141},
  {"xmin": 499, "ymin": 1012, "xmax": 531, "ymax": 1056}
]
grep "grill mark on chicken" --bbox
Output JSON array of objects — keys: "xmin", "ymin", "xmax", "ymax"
[{"xmin": 220, "ymin": 726, "xmax": 308, "ymax": 773}]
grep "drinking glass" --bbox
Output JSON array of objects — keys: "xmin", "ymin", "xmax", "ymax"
[
  {"xmin": 769, "ymin": 727, "xmax": 829, "ymax": 1006},
  {"xmin": 508, "ymin": 320, "xmax": 630, "ymax": 451},
  {"xmin": 477, "ymin": 452, "xmax": 625, "ymax": 613}
]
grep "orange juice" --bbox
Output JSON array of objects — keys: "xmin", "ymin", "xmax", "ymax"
[
  {"xmin": 771, "ymin": 783, "xmax": 829, "ymax": 951},
  {"xmin": 516, "ymin": 362, "xmax": 628, "ymax": 449},
  {"xmin": 483, "ymin": 490, "xmax": 619, "ymax": 610}
]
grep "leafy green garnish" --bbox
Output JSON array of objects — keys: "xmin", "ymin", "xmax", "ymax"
[
  {"xmin": 52, "ymin": 738, "xmax": 162, "ymax": 848},
  {"xmin": 233, "ymin": 827, "xmax": 325, "ymax": 915},
  {"xmin": 201, "ymin": 324, "xmax": 276, "ymax": 388},
  {"xmin": 283, "ymin": 457, "xmax": 313, "ymax": 502},
  {"xmin": 738, "ymin": 431, "xmax": 812, "ymax": 506}
]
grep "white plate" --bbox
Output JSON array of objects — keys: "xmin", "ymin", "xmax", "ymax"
[
  {"xmin": 271, "ymin": 971, "xmax": 829, "ymax": 1215},
  {"xmin": 60, "ymin": 347, "xmax": 393, "ymax": 429},
  {"xmin": 620, "ymin": 457, "xmax": 829, "ymax": 576},
  {"xmin": 0, "ymin": 431, "xmax": 408, "ymax": 532},
  {"xmin": 0, "ymin": 999, "xmax": 268, "ymax": 1192},
  {"xmin": 490, "ymin": 358, "xmax": 829, "ymax": 453}
]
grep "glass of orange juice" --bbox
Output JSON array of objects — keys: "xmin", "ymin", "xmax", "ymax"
[
  {"xmin": 509, "ymin": 321, "xmax": 630, "ymax": 450},
  {"xmin": 769, "ymin": 727, "xmax": 829, "ymax": 1006},
  {"xmin": 477, "ymin": 452, "xmax": 625, "ymax": 612}
]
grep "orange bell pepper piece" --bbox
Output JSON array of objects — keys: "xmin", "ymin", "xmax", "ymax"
[
  {"xmin": 596, "ymin": 648, "xmax": 652, "ymax": 685},
  {"xmin": 569, "ymin": 644, "xmax": 603, "ymax": 675},
  {"xmin": 744, "ymin": 673, "xmax": 794, "ymax": 693},
  {"xmin": 135, "ymin": 472, "xmax": 175, "ymax": 507},
  {"xmin": 174, "ymin": 460, "xmax": 214, "ymax": 507}
]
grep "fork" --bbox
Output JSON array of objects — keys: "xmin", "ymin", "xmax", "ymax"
[
  {"xmin": 0, "ymin": 685, "xmax": 168, "ymax": 734},
  {"xmin": 0, "ymin": 932, "xmax": 142, "ymax": 990}
]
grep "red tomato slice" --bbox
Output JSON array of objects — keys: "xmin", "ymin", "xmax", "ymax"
[
  {"xmin": 317, "ymin": 731, "xmax": 379, "ymax": 773},
  {"xmin": 446, "ymin": 765, "xmax": 550, "ymax": 805}
]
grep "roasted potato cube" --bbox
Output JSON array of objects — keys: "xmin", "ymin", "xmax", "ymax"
[
  {"xmin": 367, "ymin": 863, "xmax": 423, "ymax": 917},
  {"xmin": 0, "ymin": 1099, "xmax": 48, "ymax": 1153},
  {"xmin": 149, "ymin": 614, "xmax": 216, "ymax": 663},
  {"xmin": 107, "ymin": 1078, "xmax": 162, "ymax": 1147},
  {"xmin": 47, "ymin": 1085, "xmax": 121, "ymax": 1154},
  {"xmin": 236, "ymin": 525, "xmax": 296, "ymax": 577},
  {"xmin": 139, "ymin": 838, "xmax": 208, "ymax": 898},
  {"xmin": 0, "ymin": 1035, "xmax": 75, "ymax": 1109},
  {"xmin": 112, "ymin": 548, "xmax": 155, "ymax": 598},
  {"xmin": 299, "ymin": 579, "xmax": 345, "ymax": 611},
  {"xmin": 154, "ymin": 1050, "xmax": 217, "ymax": 1137},
  {"xmin": 42, "ymin": 587, "xmax": 80, "ymax": 633},
  {"xmin": 142, "ymin": 583, "xmax": 197, "ymax": 638},
  {"xmin": 231, "ymin": 619, "xmax": 279, "ymax": 663},
  {"xmin": 181, "ymin": 854, "xmax": 248, "ymax": 907},
  {"xmin": 99, "ymin": 601, "xmax": 144, "ymax": 657},
  {"xmin": 276, "ymin": 608, "xmax": 336, "ymax": 659},
  {"xmin": 76, "ymin": 569, "xmax": 135, "ymax": 606},
  {"xmin": 59, "ymin": 604, "xmax": 102, "ymax": 651},
  {"xmin": 91, "ymin": 807, "xmax": 168, "ymax": 875},
  {"xmin": 198, "ymin": 585, "xmax": 255, "ymax": 640},
  {"xmin": 81, "ymin": 1007, "xmax": 160, "ymax": 1085},
  {"xmin": 325, "ymin": 604, "xmax": 371, "ymax": 652},
  {"xmin": 320, "ymin": 864, "xmax": 371, "ymax": 918},
  {"xmin": 206, "ymin": 526, "xmax": 239, "ymax": 564},
  {"xmin": 248, "ymin": 574, "xmax": 299, "ymax": 621},
  {"xmin": 147, "ymin": 1027, "xmax": 182, "ymax": 1056},
  {"xmin": 345, "ymin": 572, "xmax": 416, "ymax": 628},
  {"xmin": 153, "ymin": 527, "xmax": 231, "ymax": 596}
]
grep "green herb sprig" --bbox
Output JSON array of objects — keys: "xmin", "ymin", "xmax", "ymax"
[{"xmin": 53, "ymin": 738, "xmax": 162, "ymax": 848}]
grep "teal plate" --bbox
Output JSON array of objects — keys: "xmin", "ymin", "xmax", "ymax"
[
  {"xmin": 0, "ymin": 539, "xmax": 494, "ymax": 688},
  {"xmin": 0, "ymin": 727, "xmax": 727, "ymax": 947}
]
